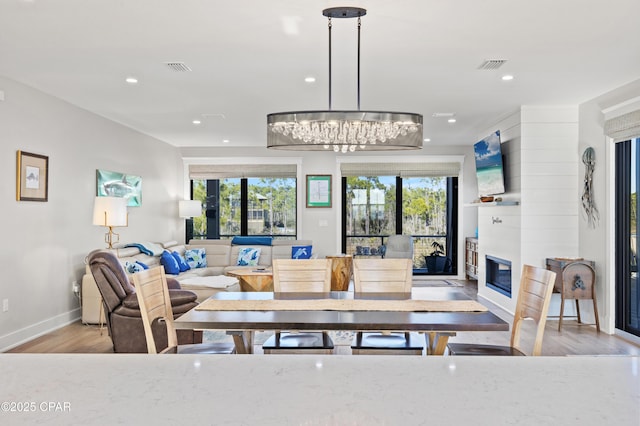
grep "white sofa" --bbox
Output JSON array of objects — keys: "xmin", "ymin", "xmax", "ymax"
[{"xmin": 81, "ymin": 238, "xmax": 313, "ymax": 324}]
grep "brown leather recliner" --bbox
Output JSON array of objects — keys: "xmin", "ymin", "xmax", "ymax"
[{"xmin": 87, "ymin": 250, "xmax": 202, "ymax": 353}]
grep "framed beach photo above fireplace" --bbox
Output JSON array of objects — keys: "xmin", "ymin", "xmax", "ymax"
[
  {"xmin": 306, "ymin": 174, "xmax": 332, "ymax": 208},
  {"xmin": 16, "ymin": 150, "xmax": 49, "ymax": 202},
  {"xmin": 96, "ymin": 169, "xmax": 142, "ymax": 207}
]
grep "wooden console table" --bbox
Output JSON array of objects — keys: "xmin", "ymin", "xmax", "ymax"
[{"xmin": 545, "ymin": 258, "xmax": 600, "ymax": 332}]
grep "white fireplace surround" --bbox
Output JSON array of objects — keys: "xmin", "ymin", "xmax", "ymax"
[{"xmin": 476, "ymin": 106, "xmax": 580, "ymax": 317}]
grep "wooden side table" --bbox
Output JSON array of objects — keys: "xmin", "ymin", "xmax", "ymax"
[
  {"xmin": 226, "ymin": 268, "xmax": 274, "ymax": 292},
  {"xmin": 326, "ymin": 255, "xmax": 353, "ymax": 291},
  {"xmin": 545, "ymin": 258, "xmax": 600, "ymax": 332}
]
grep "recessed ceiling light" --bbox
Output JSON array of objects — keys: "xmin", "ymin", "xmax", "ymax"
[
  {"xmin": 448, "ymin": 118, "xmax": 456, "ymax": 123},
  {"xmin": 423, "ymin": 138, "xmax": 431, "ymax": 142},
  {"xmin": 125, "ymin": 77, "xmax": 138, "ymax": 84},
  {"xmin": 305, "ymin": 76, "xmax": 316, "ymax": 83},
  {"xmin": 192, "ymin": 120, "xmax": 201, "ymax": 125},
  {"xmin": 502, "ymin": 75, "xmax": 514, "ymax": 81},
  {"xmin": 222, "ymin": 139, "xmax": 230, "ymax": 144}
]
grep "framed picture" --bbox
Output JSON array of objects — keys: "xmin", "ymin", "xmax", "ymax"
[
  {"xmin": 16, "ymin": 150, "xmax": 49, "ymax": 202},
  {"xmin": 306, "ymin": 174, "xmax": 332, "ymax": 208},
  {"xmin": 96, "ymin": 169, "xmax": 142, "ymax": 207}
]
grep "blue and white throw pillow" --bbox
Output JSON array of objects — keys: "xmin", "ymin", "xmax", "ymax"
[
  {"xmin": 291, "ymin": 245, "xmax": 312, "ymax": 260},
  {"xmin": 171, "ymin": 251, "xmax": 191, "ymax": 272},
  {"xmin": 160, "ymin": 250, "xmax": 180, "ymax": 275},
  {"xmin": 124, "ymin": 261, "xmax": 145, "ymax": 274},
  {"xmin": 237, "ymin": 247, "xmax": 261, "ymax": 266},
  {"xmin": 184, "ymin": 248, "xmax": 207, "ymax": 269}
]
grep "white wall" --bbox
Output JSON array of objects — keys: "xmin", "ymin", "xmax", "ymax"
[{"xmin": 0, "ymin": 77, "xmax": 184, "ymax": 350}]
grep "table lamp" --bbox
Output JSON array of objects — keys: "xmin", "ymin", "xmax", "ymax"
[
  {"xmin": 179, "ymin": 200, "xmax": 202, "ymax": 243},
  {"xmin": 93, "ymin": 196, "xmax": 128, "ymax": 248}
]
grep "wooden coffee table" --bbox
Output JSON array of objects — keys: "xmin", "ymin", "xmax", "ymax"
[{"xmin": 226, "ymin": 268, "xmax": 273, "ymax": 292}]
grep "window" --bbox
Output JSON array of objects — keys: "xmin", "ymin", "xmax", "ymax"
[
  {"xmin": 190, "ymin": 177, "xmax": 297, "ymax": 240},
  {"xmin": 342, "ymin": 175, "xmax": 458, "ymax": 275},
  {"xmin": 187, "ymin": 162, "xmax": 298, "ymax": 240}
]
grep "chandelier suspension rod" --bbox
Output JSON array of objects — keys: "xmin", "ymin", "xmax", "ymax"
[
  {"xmin": 357, "ymin": 16, "xmax": 361, "ymax": 111},
  {"xmin": 328, "ymin": 17, "xmax": 332, "ymax": 110},
  {"xmin": 327, "ymin": 14, "xmax": 363, "ymax": 111}
]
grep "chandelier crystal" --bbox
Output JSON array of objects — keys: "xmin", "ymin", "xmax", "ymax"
[{"xmin": 267, "ymin": 7, "xmax": 423, "ymax": 152}]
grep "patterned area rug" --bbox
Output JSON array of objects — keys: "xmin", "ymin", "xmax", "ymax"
[
  {"xmin": 412, "ymin": 280, "xmax": 463, "ymax": 287},
  {"xmin": 203, "ymin": 330, "xmax": 356, "ymax": 346}
]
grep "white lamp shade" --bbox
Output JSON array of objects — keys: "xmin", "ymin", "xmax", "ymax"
[
  {"xmin": 179, "ymin": 200, "xmax": 202, "ymax": 218},
  {"xmin": 93, "ymin": 196, "xmax": 128, "ymax": 227}
]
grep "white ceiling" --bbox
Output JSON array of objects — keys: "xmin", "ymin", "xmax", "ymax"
[{"xmin": 1, "ymin": 0, "xmax": 639, "ymax": 148}]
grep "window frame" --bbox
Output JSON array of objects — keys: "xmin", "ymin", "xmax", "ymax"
[
  {"xmin": 341, "ymin": 175, "xmax": 458, "ymax": 275},
  {"xmin": 190, "ymin": 177, "xmax": 298, "ymax": 240}
]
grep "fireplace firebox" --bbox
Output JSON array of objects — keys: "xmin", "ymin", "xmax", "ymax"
[{"xmin": 486, "ymin": 255, "xmax": 512, "ymax": 297}]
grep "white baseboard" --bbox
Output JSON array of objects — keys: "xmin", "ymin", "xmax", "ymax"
[
  {"xmin": 615, "ymin": 329, "xmax": 640, "ymax": 347},
  {"xmin": 0, "ymin": 308, "xmax": 81, "ymax": 352}
]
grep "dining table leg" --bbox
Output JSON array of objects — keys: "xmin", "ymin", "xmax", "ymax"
[
  {"xmin": 425, "ymin": 332, "xmax": 456, "ymax": 355},
  {"xmin": 227, "ymin": 331, "xmax": 254, "ymax": 354}
]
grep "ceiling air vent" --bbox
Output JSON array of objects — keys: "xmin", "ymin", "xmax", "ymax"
[
  {"xmin": 165, "ymin": 62, "xmax": 192, "ymax": 72},
  {"xmin": 477, "ymin": 59, "xmax": 507, "ymax": 70}
]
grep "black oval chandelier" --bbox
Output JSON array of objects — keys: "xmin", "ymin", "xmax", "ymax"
[{"xmin": 267, "ymin": 7, "xmax": 423, "ymax": 153}]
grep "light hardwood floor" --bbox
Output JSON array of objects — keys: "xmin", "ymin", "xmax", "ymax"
[{"xmin": 6, "ymin": 280, "xmax": 640, "ymax": 355}]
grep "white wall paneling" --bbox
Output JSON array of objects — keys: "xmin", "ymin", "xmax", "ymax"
[{"xmin": 476, "ymin": 106, "xmax": 580, "ymax": 316}]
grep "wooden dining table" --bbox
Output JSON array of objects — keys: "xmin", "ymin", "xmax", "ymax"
[{"xmin": 174, "ymin": 287, "xmax": 509, "ymax": 355}]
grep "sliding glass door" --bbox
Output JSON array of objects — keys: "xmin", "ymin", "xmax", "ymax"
[
  {"xmin": 342, "ymin": 175, "xmax": 457, "ymax": 275},
  {"xmin": 615, "ymin": 138, "xmax": 640, "ymax": 337}
]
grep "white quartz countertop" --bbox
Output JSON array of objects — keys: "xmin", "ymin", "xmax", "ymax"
[{"xmin": 0, "ymin": 354, "xmax": 638, "ymax": 425}]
